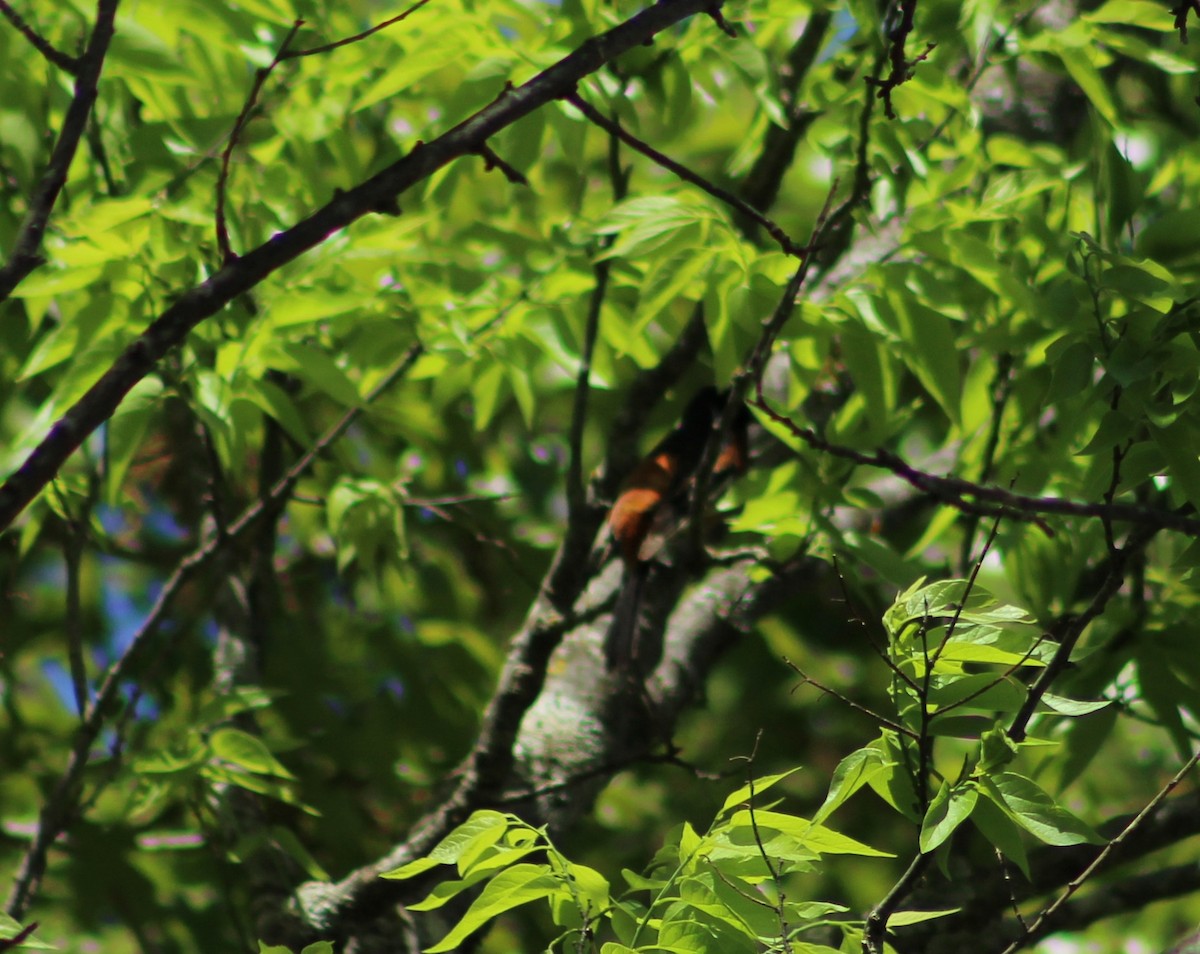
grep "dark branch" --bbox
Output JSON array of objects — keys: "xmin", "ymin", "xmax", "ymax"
[
  {"xmin": 284, "ymin": 0, "xmax": 434, "ymax": 58},
  {"xmin": 1007, "ymin": 522, "xmax": 1157, "ymax": 741},
  {"xmin": 216, "ymin": 20, "xmax": 305, "ymax": 262},
  {"xmin": 3, "ymin": 346, "xmax": 423, "ymax": 922},
  {"xmin": 750, "ymin": 412, "xmax": 1200, "ymax": 539},
  {"xmin": 0, "ymin": 1, "xmax": 77, "ymax": 72},
  {"xmin": 0, "ymin": 0, "xmax": 118, "ymax": 301},
  {"xmin": 1174, "ymin": 1, "xmax": 1200, "ymax": 42},
  {"xmin": 476, "ymin": 142, "xmax": 529, "ymax": 185},
  {"xmin": 0, "ymin": 0, "xmax": 730, "ymax": 535},
  {"xmin": 565, "ymin": 91, "xmax": 807, "ymax": 257}
]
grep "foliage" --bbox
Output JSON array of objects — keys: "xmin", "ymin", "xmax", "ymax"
[
  {"xmin": 3, "ymin": 0, "xmax": 1200, "ymax": 953},
  {"xmin": 394, "ymin": 579, "xmax": 1111, "ymax": 952}
]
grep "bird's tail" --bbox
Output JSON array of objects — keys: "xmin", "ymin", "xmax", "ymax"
[{"xmin": 604, "ymin": 562, "xmax": 648, "ymax": 672}]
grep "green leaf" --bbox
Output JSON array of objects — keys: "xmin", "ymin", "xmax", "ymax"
[
  {"xmin": 971, "ymin": 789, "xmax": 1030, "ymax": 877},
  {"xmin": 1136, "ymin": 210, "xmax": 1200, "ymax": 263},
  {"xmin": 0, "ymin": 914, "xmax": 54, "ymax": 950},
  {"xmin": 978, "ymin": 724, "xmax": 1020, "ymax": 774},
  {"xmin": 633, "ymin": 247, "xmax": 716, "ymax": 334},
  {"xmin": 416, "ymin": 811, "xmax": 510, "ymax": 870},
  {"xmin": 472, "ymin": 363, "xmax": 505, "ymax": 430},
  {"xmin": 381, "ymin": 856, "xmax": 444, "ymax": 883},
  {"xmin": 1151, "ymin": 419, "xmax": 1200, "ymax": 509},
  {"xmin": 1085, "ymin": 0, "xmax": 1174, "ymax": 29},
  {"xmin": 811, "ymin": 747, "xmax": 891, "ymax": 827},
  {"xmin": 932, "ymin": 641, "xmax": 1046, "ymax": 667},
  {"xmin": 919, "ymin": 781, "xmax": 978, "ymax": 852},
  {"xmin": 892, "ymin": 297, "xmax": 962, "ymax": 426},
  {"xmin": 244, "ymin": 378, "xmax": 314, "ymax": 446},
  {"xmin": 865, "ymin": 732, "xmax": 922, "ymax": 822},
  {"xmin": 103, "ymin": 377, "xmax": 163, "ymax": 506},
  {"xmin": 1057, "ymin": 48, "xmax": 1118, "ymax": 124},
  {"xmin": 982, "ymin": 774, "xmax": 1102, "ymax": 846},
  {"xmin": 725, "ymin": 810, "xmax": 894, "ymax": 857},
  {"xmin": 718, "ymin": 767, "xmax": 804, "ymax": 817},
  {"xmin": 108, "ymin": 20, "xmax": 198, "ymax": 82},
  {"xmin": 279, "ymin": 342, "xmax": 362, "ymax": 407},
  {"xmin": 1039, "ymin": 694, "xmax": 1112, "ymax": 716},
  {"xmin": 209, "ymin": 728, "xmax": 295, "ymax": 779},
  {"xmin": 424, "ymin": 864, "xmax": 559, "ymax": 953},
  {"xmin": 271, "ymin": 826, "xmax": 331, "ymax": 881},
  {"xmin": 887, "ymin": 908, "xmax": 961, "ymax": 926},
  {"xmin": 594, "ymin": 195, "xmax": 714, "ymax": 260}
]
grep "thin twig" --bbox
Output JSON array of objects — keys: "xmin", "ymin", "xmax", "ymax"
[
  {"xmin": 0, "ymin": 0, "xmax": 119, "ymax": 301},
  {"xmin": 785, "ymin": 660, "xmax": 919, "ymax": 739},
  {"xmin": 869, "ymin": 0, "xmax": 935, "ymax": 120},
  {"xmin": 996, "ymin": 848, "xmax": 1029, "ymax": 934},
  {"xmin": 567, "ymin": 97, "xmax": 629, "ymax": 520},
  {"xmin": 749, "ymin": 410, "xmax": 1200, "ymax": 538},
  {"xmin": 1008, "ymin": 522, "xmax": 1158, "ymax": 743},
  {"xmin": 565, "ymin": 91, "xmax": 807, "ymax": 258},
  {"xmin": 933, "ymin": 630, "xmax": 1048, "ymax": 718},
  {"xmin": 931, "ymin": 511, "xmax": 1004, "ymax": 670},
  {"xmin": 283, "ymin": 0, "xmax": 434, "ymax": 57},
  {"xmin": 999, "ymin": 749, "xmax": 1200, "ymax": 954},
  {"xmin": 0, "ymin": 0, "xmax": 728, "ymax": 535},
  {"xmin": 832, "ymin": 555, "xmax": 920, "ymax": 690},
  {"xmin": 740, "ymin": 730, "xmax": 794, "ymax": 951},
  {"xmin": 4, "ymin": 344, "xmax": 423, "ymax": 921},
  {"xmin": 476, "ymin": 142, "xmax": 529, "ymax": 185},
  {"xmin": 1174, "ymin": 0, "xmax": 1200, "ymax": 42},
  {"xmin": 0, "ymin": 1, "xmax": 77, "ymax": 72},
  {"xmin": 0, "ymin": 920, "xmax": 39, "ymax": 952},
  {"xmin": 215, "ymin": 19, "xmax": 304, "ymax": 262}
]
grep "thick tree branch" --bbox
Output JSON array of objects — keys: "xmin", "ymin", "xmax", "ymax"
[{"xmin": 0, "ymin": 0, "xmax": 728, "ymax": 535}]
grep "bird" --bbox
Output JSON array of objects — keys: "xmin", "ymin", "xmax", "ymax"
[{"xmin": 604, "ymin": 386, "xmax": 750, "ymax": 672}]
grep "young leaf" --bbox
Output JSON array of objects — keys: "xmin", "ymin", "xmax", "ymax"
[
  {"xmin": 982, "ymin": 774, "xmax": 1102, "ymax": 846},
  {"xmin": 919, "ymin": 781, "xmax": 979, "ymax": 853},
  {"xmin": 424, "ymin": 864, "xmax": 560, "ymax": 953},
  {"xmin": 811, "ymin": 747, "xmax": 891, "ymax": 827}
]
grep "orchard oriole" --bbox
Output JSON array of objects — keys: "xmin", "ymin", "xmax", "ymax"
[{"xmin": 604, "ymin": 386, "xmax": 750, "ymax": 672}]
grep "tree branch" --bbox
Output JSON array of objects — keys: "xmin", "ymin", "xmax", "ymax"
[
  {"xmin": 565, "ymin": 91, "xmax": 806, "ymax": 257},
  {"xmin": 3, "ymin": 345, "xmax": 422, "ymax": 922},
  {"xmin": 0, "ymin": 1, "xmax": 78, "ymax": 72},
  {"xmin": 0, "ymin": 0, "xmax": 728, "ymax": 536},
  {"xmin": 1000, "ymin": 749, "xmax": 1200, "ymax": 953},
  {"xmin": 0, "ymin": 0, "xmax": 118, "ymax": 301},
  {"xmin": 751, "ymin": 413, "xmax": 1200, "ymax": 539}
]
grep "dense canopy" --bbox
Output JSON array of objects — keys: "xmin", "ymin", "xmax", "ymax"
[{"xmin": 3, "ymin": 1, "xmax": 1200, "ymax": 953}]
